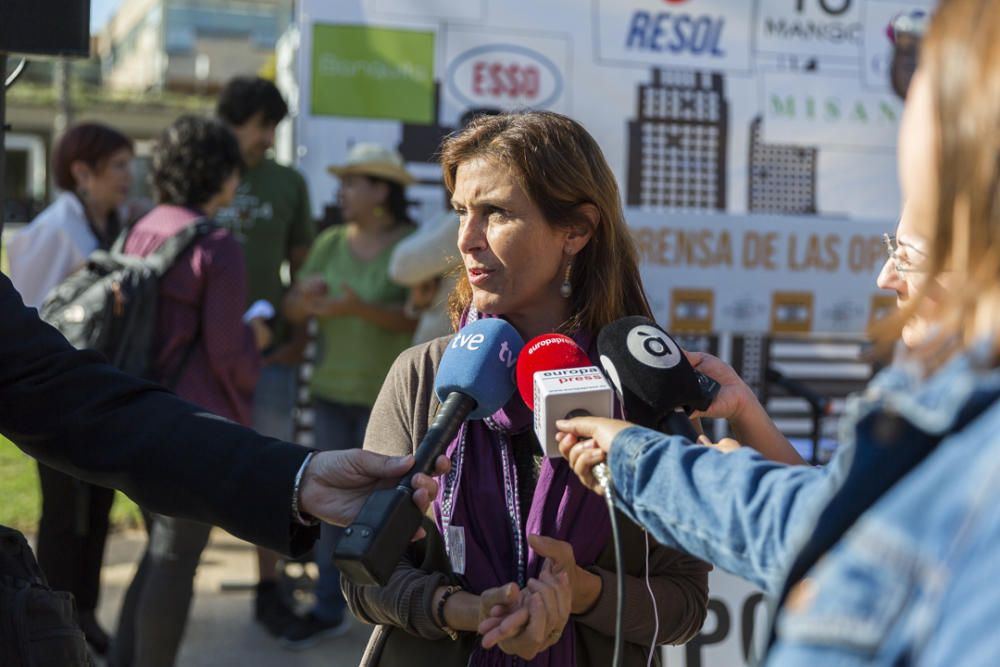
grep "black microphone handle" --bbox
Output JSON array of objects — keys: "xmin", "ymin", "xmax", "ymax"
[
  {"xmin": 657, "ymin": 410, "xmax": 701, "ymax": 442},
  {"xmin": 398, "ymin": 392, "xmax": 477, "ymax": 490},
  {"xmin": 334, "ymin": 391, "xmax": 477, "ymax": 586}
]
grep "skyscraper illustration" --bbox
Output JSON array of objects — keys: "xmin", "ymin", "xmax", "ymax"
[
  {"xmin": 747, "ymin": 115, "xmax": 818, "ymax": 214},
  {"xmin": 626, "ymin": 69, "xmax": 728, "ymax": 211}
]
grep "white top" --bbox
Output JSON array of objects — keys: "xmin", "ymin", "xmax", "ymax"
[
  {"xmin": 6, "ymin": 193, "xmax": 97, "ymax": 308},
  {"xmin": 389, "ymin": 211, "xmax": 462, "ymax": 344}
]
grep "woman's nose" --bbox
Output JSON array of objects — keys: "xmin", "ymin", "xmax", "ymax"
[
  {"xmin": 457, "ymin": 215, "xmax": 486, "ymax": 254},
  {"xmin": 876, "ymin": 257, "xmax": 907, "ymax": 296}
]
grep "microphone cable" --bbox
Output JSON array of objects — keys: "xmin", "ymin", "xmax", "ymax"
[{"xmin": 593, "ymin": 463, "xmax": 624, "ymax": 667}]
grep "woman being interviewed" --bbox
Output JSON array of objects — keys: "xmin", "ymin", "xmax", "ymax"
[{"xmin": 342, "ymin": 111, "xmax": 710, "ymax": 666}]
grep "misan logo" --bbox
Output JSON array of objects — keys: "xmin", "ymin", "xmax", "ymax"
[
  {"xmin": 769, "ymin": 94, "xmax": 898, "ymax": 125},
  {"xmin": 447, "ymin": 44, "xmax": 563, "ymax": 109},
  {"xmin": 625, "ymin": 9, "xmax": 726, "ymax": 57}
]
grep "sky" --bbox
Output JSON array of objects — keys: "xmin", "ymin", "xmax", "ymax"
[{"xmin": 90, "ymin": 0, "xmax": 123, "ymax": 33}]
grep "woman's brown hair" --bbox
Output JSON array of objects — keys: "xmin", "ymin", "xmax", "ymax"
[
  {"xmin": 52, "ymin": 123, "xmax": 133, "ymax": 192},
  {"xmin": 873, "ymin": 0, "xmax": 1000, "ymax": 363},
  {"xmin": 439, "ymin": 111, "xmax": 653, "ymax": 333}
]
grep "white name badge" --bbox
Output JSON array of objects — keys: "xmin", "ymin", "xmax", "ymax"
[{"xmin": 447, "ymin": 525, "xmax": 466, "ymax": 575}]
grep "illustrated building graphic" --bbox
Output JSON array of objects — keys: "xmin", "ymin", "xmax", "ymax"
[
  {"xmin": 747, "ymin": 116, "xmax": 818, "ymax": 214},
  {"xmin": 626, "ymin": 69, "xmax": 728, "ymax": 211}
]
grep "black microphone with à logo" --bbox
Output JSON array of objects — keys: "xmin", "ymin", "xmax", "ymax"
[{"xmin": 596, "ymin": 316, "xmax": 719, "ymax": 439}]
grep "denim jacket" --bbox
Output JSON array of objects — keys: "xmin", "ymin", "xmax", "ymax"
[{"xmin": 609, "ymin": 342, "xmax": 1000, "ymax": 666}]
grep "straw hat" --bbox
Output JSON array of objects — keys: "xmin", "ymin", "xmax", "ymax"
[{"xmin": 326, "ymin": 143, "xmax": 415, "ymax": 186}]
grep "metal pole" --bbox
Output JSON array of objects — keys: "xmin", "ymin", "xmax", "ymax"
[
  {"xmin": 53, "ymin": 58, "xmax": 73, "ymax": 143},
  {"xmin": 1, "ymin": 52, "xmax": 8, "ymax": 259}
]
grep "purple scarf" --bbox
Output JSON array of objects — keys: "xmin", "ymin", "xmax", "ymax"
[{"xmin": 433, "ymin": 308, "xmax": 612, "ymax": 666}]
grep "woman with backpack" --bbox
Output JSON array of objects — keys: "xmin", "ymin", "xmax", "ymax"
[
  {"xmin": 110, "ymin": 115, "xmax": 271, "ymax": 667},
  {"xmin": 6, "ymin": 122, "xmax": 134, "ymax": 656}
]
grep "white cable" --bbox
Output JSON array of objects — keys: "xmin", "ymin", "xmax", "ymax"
[
  {"xmin": 644, "ymin": 529, "xmax": 660, "ymax": 667},
  {"xmin": 593, "ymin": 463, "xmax": 623, "ymax": 667}
]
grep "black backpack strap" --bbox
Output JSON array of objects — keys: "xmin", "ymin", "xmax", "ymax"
[{"xmin": 145, "ymin": 218, "xmax": 216, "ymax": 275}]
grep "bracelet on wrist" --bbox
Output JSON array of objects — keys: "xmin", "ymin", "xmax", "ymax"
[
  {"xmin": 291, "ymin": 451, "xmax": 320, "ymax": 526},
  {"xmin": 435, "ymin": 585, "xmax": 462, "ymax": 640}
]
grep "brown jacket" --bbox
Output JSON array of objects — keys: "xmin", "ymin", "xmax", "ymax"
[{"xmin": 342, "ymin": 337, "xmax": 711, "ymax": 666}]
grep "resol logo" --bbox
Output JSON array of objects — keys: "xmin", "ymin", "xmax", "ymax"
[{"xmin": 626, "ymin": 8, "xmax": 726, "ymax": 57}]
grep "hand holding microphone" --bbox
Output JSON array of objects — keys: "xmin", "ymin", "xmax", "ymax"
[
  {"xmin": 554, "ymin": 317, "xmax": 722, "ymax": 494},
  {"xmin": 334, "ymin": 318, "xmax": 524, "ymax": 586},
  {"xmin": 515, "ymin": 333, "xmax": 615, "ymax": 490}
]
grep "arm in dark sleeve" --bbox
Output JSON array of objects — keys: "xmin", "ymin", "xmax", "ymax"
[
  {"xmin": 0, "ymin": 273, "xmax": 317, "ymax": 556},
  {"xmin": 341, "ymin": 340, "xmax": 451, "ymax": 638},
  {"xmin": 575, "ymin": 530, "xmax": 710, "ymax": 646},
  {"xmin": 341, "ymin": 517, "xmax": 450, "ymax": 640},
  {"xmin": 609, "ymin": 426, "xmax": 837, "ymax": 594}
]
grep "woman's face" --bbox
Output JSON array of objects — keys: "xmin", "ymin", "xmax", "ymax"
[
  {"xmin": 881, "ymin": 70, "xmax": 943, "ymax": 347},
  {"xmin": 337, "ymin": 174, "xmax": 387, "ymax": 222},
  {"xmin": 77, "ymin": 147, "xmax": 133, "ymax": 211},
  {"xmin": 453, "ymin": 158, "xmax": 574, "ymax": 334},
  {"xmin": 877, "ymin": 205, "xmax": 936, "ymax": 347}
]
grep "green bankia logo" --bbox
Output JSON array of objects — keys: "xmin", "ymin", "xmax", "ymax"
[{"xmin": 311, "ymin": 24, "xmax": 434, "ymax": 122}]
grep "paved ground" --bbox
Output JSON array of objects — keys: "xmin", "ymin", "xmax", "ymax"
[{"xmin": 94, "ymin": 529, "xmax": 370, "ymax": 667}]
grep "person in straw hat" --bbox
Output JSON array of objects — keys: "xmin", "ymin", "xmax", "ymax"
[{"xmin": 282, "ymin": 143, "xmax": 419, "ymax": 648}]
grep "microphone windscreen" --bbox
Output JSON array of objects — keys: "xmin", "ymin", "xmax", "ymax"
[
  {"xmin": 596, "ymin": 316, "xmax": 704, "ymax": 415},
  {"xmin": 515, "ymin": 334, "xmax": 591, "ymax": 409},
  {"xmin": 434, "ymin": 318, "xmax": 524, "ymax": 419}
]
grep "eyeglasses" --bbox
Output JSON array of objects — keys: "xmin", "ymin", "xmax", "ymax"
[{"xmin": 883, "ymin": 233, "xmax": 928, "ymax": 276}]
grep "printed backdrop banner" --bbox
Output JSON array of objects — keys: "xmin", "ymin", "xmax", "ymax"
[{"xmin": 293, "ymin": 0, "xmax": 928, "ymax": 339}]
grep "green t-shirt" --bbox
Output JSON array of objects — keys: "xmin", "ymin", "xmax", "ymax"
[
  {"xmin": 215, "ymin": 159, "xmax": 315, "ymax": 330},
  {"xmin": 299, "ymin": 225, "xmax": 414, "ymax": 407}
]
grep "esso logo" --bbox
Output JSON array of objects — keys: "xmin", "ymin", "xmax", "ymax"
[
  {"xmin": 447, "ymin": 44, "xmax": 563, "ymax": 109},
  {"xmin": 626, "ymin": 325, "xmax": 682, "ymax": 369},
  {"xmin": 664, "ymin": 0, "xmax": 690, "ymax": 3}
]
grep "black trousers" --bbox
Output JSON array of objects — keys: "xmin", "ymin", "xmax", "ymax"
[{"xmin": 34, "ymin": 462, "xmax": 114, "ymax": 613}]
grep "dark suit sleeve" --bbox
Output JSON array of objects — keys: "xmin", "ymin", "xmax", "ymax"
[{"xmin": 0, "ymin": 273, "xmax": 317, "ymax": 556}]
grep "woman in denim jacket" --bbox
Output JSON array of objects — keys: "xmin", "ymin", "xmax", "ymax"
[{"xmin": 548, "ymin": 0, "xmax": 1000, "ymax": 664}]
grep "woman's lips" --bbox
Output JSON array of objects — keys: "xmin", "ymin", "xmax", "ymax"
[{"xmin": 467, "ymin": 267, "xmax": 494, "ymax": 286}]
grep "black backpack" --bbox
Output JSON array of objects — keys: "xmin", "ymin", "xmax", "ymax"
[
  {"xmin": 0, "ymin": 525, "xmax": 93, "ymax": 666},
  {"xmin": 38, "ymin": 220, "xmax": 213, "ymax": 382}
]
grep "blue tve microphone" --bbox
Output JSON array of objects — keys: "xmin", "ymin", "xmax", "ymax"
[{"xmin": 335, "ymin": 318, "xmax": 523, "ymax": 586}]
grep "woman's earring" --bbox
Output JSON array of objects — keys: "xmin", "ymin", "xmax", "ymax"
[
  {"xmin": 77, "ymin": 187, "xmax": 89, "ymax": 203},
  {"xmin": 560, "ymin": 259, "xmax": 573, "ymax": 298},
  {"xmin": 373, "ymin": 205, "xmax": 385, "ymax": 218}
]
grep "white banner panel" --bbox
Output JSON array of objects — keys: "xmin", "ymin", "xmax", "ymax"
[
  {"xmin": 441, "ymin": 27, "xmax": 572, "ymax": 125},
  {"xmin": 756, "ymin": 0, "xmax": 864, "ymax": 60},
  {"xmin": 594, "ymin": 0, "xmax": 754, "ymax": 73},
  {"xmin": 291, "ymin": 0, "xmax": 932, "ymax": 330},
  {"xmin": 760, "ymin": 71, "xmax": 903, "ymax": 149},
  {"xmin": 663, "ymin": 569, "xmax": 771, "ymax": 667}
]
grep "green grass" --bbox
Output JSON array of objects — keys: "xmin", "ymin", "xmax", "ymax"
[{"xmin": 0, "ymin": 435, "xmax": 143, "ymax": 532}]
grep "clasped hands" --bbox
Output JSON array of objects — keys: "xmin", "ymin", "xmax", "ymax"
[
  {"xmin": 438, "ymin": 535, "xmax": 601, "ymax": 659},
  {"xmin": 295, "ymin": 276, "xmax": 364, "ymax": 319}
]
